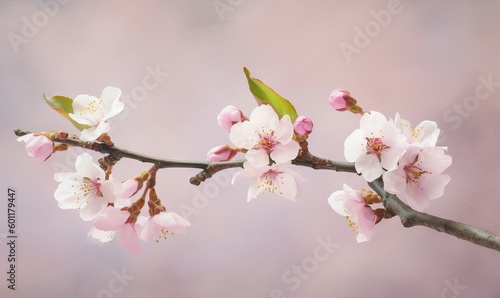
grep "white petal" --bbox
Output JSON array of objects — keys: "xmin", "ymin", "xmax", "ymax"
[
  {"xmin": 344, "ymin": 129, "xmax": 366, "ymax": 162},
  {"xmin": 250, "ymin": 105, "xmax": 279, "ymax": 134},
  {"xmin": 229, "ymin": 121, "xmax": 259, "ymax": 149},
  {"xmin": 360, "ymin": 111, "xmax": 387, "ymax": 137},
  {"xmin": 79, "ymin": 121, "xmax": 110, "ymax": 141},
  {"xmin": 71, "ymin": 94, "xmax": 103, "ymax": 125},
  {"xmin": 246, "ymin": 149, "xmax": 270, "ymax": 167},
  {"xmin": 79, "ymin": 197, "xmax": 106, "ymax": 221},
  {"xmin": 328, "ymin": 189, "xmax": 350, "ymax": 216},
  {"xmin": 247, "ymin": 179, "xmax": 262, "ymax": 201},
  {"xmin": 275, "ymin": 172, "xmax": 298, "ymax": 201},
  {"xmin": 100, "ymin": 87, "xmax": 123, "ymax": 116},
  {"xmin": 355, "ymin": 154, "xmax": 383, "ymax": 182},
  {"xmin": 413, "ymin": 121, "xmax": 439, "ymax": 145},
  {"xmin": 54, "ymin": 172, "xmax": 78, "ymax": 182},
  {"xmin": 75, "ymin": 153, "xmax": 103, "ymax": 179}
]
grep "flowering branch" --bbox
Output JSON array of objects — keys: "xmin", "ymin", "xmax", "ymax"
[
  {"xmin": 15, "ymin": 127, "xmax": 500, "ymax": 251},
  {"xmin": 368, "ymin": 179, "xmax": 500, "ymax": 252},
  {"xmin": 14, "ymin": 71, "xmax": 500, "ymax": 255}
]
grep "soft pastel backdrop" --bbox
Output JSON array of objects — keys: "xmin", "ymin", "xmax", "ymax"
[{"xmin": 1, "ymin": 1, "xmax": 500, "ymax": 297}]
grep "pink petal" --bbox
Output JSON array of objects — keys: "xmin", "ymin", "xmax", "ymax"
[
  {"xmin": 94, "ymin": 207, "xmax": 129, "ymax": 231},
  {"xmin": 273, "ymin": 115, "xmax": 294, "ymax": 144},
  {"xmin": 119, "ymin": 224, "xmax": 142, "ymax": 255},
  {"xmin": 383, "ymin": 169, "xmax": 407, "ymax": 196},
  {"xmin": 418, "ymin": 174, "xmax": 451, "ymax": 201},
  {"xmin": 270, "ymin": 141, "xmax": 299, "ymax": 164}
]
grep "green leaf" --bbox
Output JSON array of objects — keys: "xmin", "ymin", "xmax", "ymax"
[
  {"xmin": 43, "ymin": 94, "xmax": 90, "ymax": 131},
  {"xmin": 243, "ymin": 67, "xmax": 299, "ymax": 123}
]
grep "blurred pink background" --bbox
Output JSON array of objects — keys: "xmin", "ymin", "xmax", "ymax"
[{"xmin": 1, "ymin": 0, "xmax": 500, "ymax": 297}]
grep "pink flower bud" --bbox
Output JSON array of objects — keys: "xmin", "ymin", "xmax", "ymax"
[
  {"xmin": 294, "ymin": 116, "xmax": 313, "ymax": 135},
  {"xmin": 207, "ymin": 144, "xmax": 237, "ymax": 162},
  {"xmin": 328, "ymin": 89, "xmax": 364, "ymax": 114},
  {"xmin": 217, "ymin": 105, "xmax": 244, "ymax": 131},
  {"xmin": 328, "ymin": 89, "xmax": 351, "ymax": 111},
  {"xmin": 17, "ymin": 133, "xmax": 54, "ymax": 161}
]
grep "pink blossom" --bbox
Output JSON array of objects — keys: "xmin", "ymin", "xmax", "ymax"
[
  {"xmin": 344, "ymin": 111, "xmax": 406, "ymax": 182},
  {"xmin": 383, "ymin": 146, "xmax": 452, "ymax": 211},
  {"xmin": 229, "ymin": 105, "xmax": 300, "ymax": 167},
  {"xmin": 294, "ymin": 116, "xmax": 313, "ymax": 135},
  {"xmin": 328, "ymin": 184, "xmax": 377, "ymax": 242},
  {"xmin": 90, "ymin": 206, "xmax": 142, "ymax": 255},
  {"xmin": 207, "ymin": 144, "xmax": 237, "ymax": 162},
  {"xmin": 17, "ymin": 133, "xmax": 54, "ymax": 161},
  {"xmin": 328, "ymin": 89, "xmax": 351, "ymax": 111},
  {"xmin": 232, "ymin": 161, "xmax": 302, "ymax": 202},
  {"xmin": 139, "ymin": 211, "xmax": 191, "ymax": 241},
  {"xmin": 217, "ymin": 105, "xmax": 244, "ymax": 131}
]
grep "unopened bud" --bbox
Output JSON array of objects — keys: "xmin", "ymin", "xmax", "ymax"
[
  {"xmin": 294, "ymin": 116, "xmax": 313, "ymax": 136},
  {"xmin": 217, "ymin": 105, "xmax": 246, "ymax": 131},
  {"xmin": 207, "ymin": 144, "xmax": 238, "ymax": 162},
  {"xmin": 328, "ymin": 89, "xmax": 364, "ymax": 114}
]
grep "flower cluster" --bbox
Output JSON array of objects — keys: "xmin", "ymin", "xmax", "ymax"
[
  {"xmin": 17, "ymin": 87, "xmax": 191, "ymax": 254},
  {"xmin": 16, "ymin": 72, "xmax": 457, "ymax": 252},
  {"xmin": 54, "ymin": 153, "xmax": 190, "ymax": 255},
  {"xmin": 209, "ymin": 104, "xmax": 307, "ymax": 201},
  {"xmin": 328, "ymin": 90, "xmax": 452, "ymax": 242}
]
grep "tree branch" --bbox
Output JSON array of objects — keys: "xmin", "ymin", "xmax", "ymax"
[
  {"xmin": 368, "ymin": 179, "xmax": 500, "ymax": 252},
  {"xmin": 15, "ymin": 128, "xmax": 500, "ymax": 252}
]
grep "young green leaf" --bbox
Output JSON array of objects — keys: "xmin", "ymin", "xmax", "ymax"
[
  {"xmin": 243, "ymin": 67, "xmax": 299, "ymax": 123},
  {"xmin": 43, "ymin": 94, "xmax": 89, "ymax": 131}
]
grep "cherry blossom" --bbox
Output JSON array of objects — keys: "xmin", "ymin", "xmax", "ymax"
[
  {"xmin": 229, "ymin": 105, "xmax": 299, "ymax": 167},
  {"xmin": 139, "ymin": 211, "xmax": 191, "ymax": 242},
  {"xmin": 54, "ymin": 153, "xmax": 119, "ymax": 221},
  {"xmin": 328, "ymin": 184, "xmax": 377, "ymax": 243},
  {"xmin": 232, "ymin": 161, "xmax": 302, "ymax": 202},
  {"xmin": 89, "ymin": 206, "xmax": 142, "ymax": 255},
  {"xmin": 17, "ymin": 133, "xmax": 54, "ymax": 161},
  {"xmin": 293, "ymin": 116, "xmax": 313, "ymax": 135},
  {"xmin": 383, "ymin": 146, "xmax": 452, "ymax": 211},
  {"xmin": 344, "ymin": 111, "xmax": 406, "ymax": 182},
  {"xmin": 392, "ymin": 113, "xmax": 440, "ymax": 147},
  {"xmin": 328, "ymin": 89, "xmax": 352, "ymax": 111},
  {"xmin": 69, "ymin": 86, "xmax": 124, "ymax": 141},
  {"xmin": 328, "ymin": 89, "xmax": 363, "ymax": 114},
  {"xmin": 207, "ymin": 144, "xmax": 238, "ymax": 162},
  {"xmin": 217, "ymin": 105, "xmax": 245, "ymax": 131}
]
